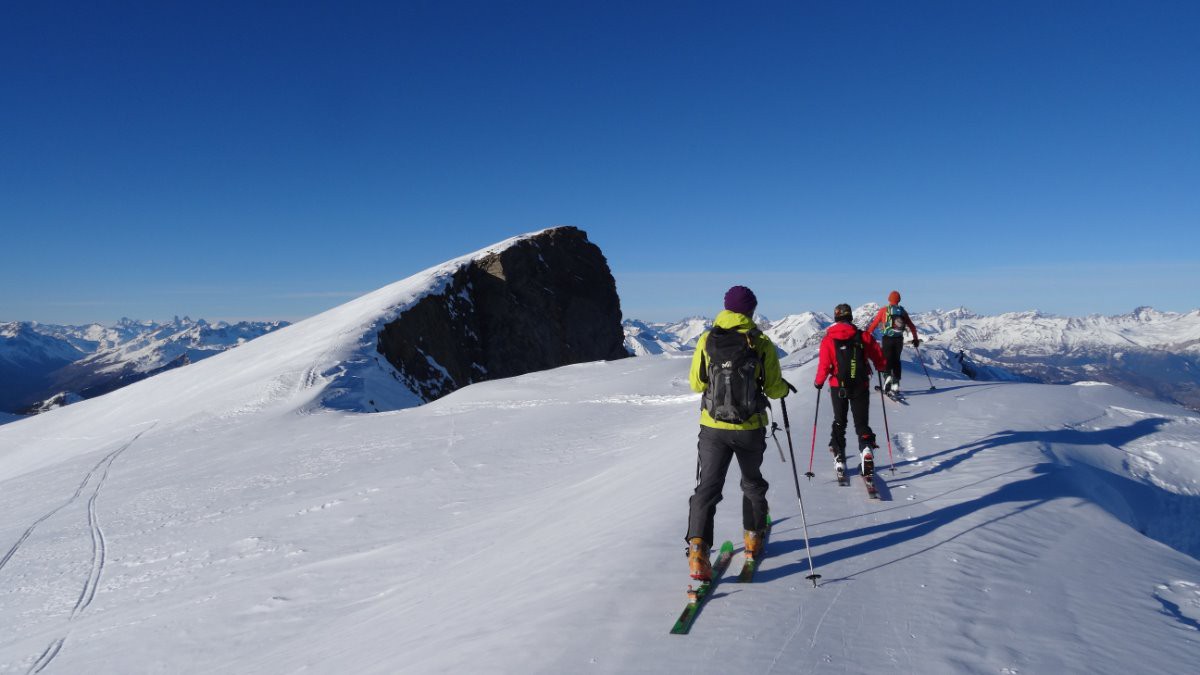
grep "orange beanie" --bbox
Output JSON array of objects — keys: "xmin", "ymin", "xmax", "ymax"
[{"xmin": 888, "ymin": 291, "xmax": 901, "ymax": 304}]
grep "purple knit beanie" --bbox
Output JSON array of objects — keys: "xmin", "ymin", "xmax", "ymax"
[{"xmin": 723, "ymin": 285, "xmax": 757, "ymax": 316}]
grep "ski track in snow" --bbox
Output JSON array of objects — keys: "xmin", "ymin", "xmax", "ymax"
[
  {"xmin": 25, "ymin": 639, "xmax": 64, "ymax": 675},
  {"xmin": 4, "ymin": 425, "xmax": 155, "ymax": 674}
]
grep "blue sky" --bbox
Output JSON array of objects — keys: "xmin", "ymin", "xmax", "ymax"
[{"xmin": 2, "ymin": 1, "xmax": 1197, "ymax": 324}]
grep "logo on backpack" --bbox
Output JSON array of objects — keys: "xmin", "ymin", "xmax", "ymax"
[
  {"xmin": 702, "ymin": 327, "xmax": 767, "ymax": 424},
  {"xmin": 833, "ymin": 328, "xmax": 870, "ymax": 396}
]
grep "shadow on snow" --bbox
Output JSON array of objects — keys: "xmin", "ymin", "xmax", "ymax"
[{"xmin": 759, "ymin": 418, "xmax": 1200, "ymax": 585}]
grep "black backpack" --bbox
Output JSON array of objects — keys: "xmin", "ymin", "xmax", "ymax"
[
  {"xmin": 702, "ymin": 326, "xmax": 767, "ymax": 424},
  {"xmin": 834, "ymin": 328, "xmax": 870, "ymax": 394}
]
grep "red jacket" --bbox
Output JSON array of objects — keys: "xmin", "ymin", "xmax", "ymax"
[
  {"xmin": 814, "ymin": 321, "xmax": 888, "ymax": 389},
  {"xmin": 866, "ymin": 304, "xmax": 919, "ymax": 341}
]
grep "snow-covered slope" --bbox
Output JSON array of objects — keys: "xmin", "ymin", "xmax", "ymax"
[
  {"xmin": 2, "ymin": 350, "xmax": 1199, "ymax": 672},
  {"xmin": 3, "ymin": 247, "xmax": 1200, "ymax": 672}
]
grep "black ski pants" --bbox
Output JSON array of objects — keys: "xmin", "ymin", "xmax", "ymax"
[
  {"xmin": 828, "ymin": 385, "xmax": 875, "ymax": 458},
  {"xmin": 686, "ymin": 426, "xmax": 769, "ymax": 545},
  {"xmin": 881, "ymin": 335, "xmax": 904, "ymax": 382}
]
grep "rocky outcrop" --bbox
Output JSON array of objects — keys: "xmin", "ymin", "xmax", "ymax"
[{"xmin": 375, "ymin": 227, "xmax": 628, "ymax": 402}]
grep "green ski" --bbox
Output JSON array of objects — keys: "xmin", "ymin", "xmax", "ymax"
[{"xmin": 670, "ymin": 540, "xmax": 735, "ymax": 635}]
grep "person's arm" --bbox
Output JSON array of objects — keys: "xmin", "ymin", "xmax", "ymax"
[
  {"xmin": 689, "ymin": 333, "xmax": 709, "ymax": 393},
  {"xmin": 758, "ymin": 336, "xmax": 789, "ymax": 399},
  {"xmin": 865, "ymin": 307, "xmax": 885, "ymax": 336},
  {"xmin": 906, "ymin": 310, "xmax": 920, "ymax": 344},
  {"xmin": 813, "ymin": 337, "xmax": 831, "ymax": 388}
]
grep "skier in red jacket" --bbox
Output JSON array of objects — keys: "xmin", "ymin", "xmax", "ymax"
[
  {"xmin": 866, "ymin": 291, "xmax": 920, "ymax": 394},
  {"xmin": 814, "ymin": 303, "xmax": 888, "ymax": 478}
]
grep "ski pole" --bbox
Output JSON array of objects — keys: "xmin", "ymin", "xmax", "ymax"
[
  {"xmin": 805, "ymin": 388, "xmax": 820, "ymax": 479},
  {"xmin": 780, "ymin": 395, "xmax": 821, "ymax": 587},
  {"xmin": 877, "ymin": 372, "xmax": 896, "ymax": 474},
  {"xmin": 913, "ymin": 342, "xmax": 935, "ymax": 390}
]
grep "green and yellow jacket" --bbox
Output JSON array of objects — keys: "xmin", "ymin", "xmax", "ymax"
[{"xmin": 689, "ymin": 310, "xmax": 789, "ymax": 430}]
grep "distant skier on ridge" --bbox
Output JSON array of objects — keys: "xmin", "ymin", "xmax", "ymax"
[
  {"xmin": 685, "ymin": 286, "xmax": 788, "ymax": 581},
  {"xmin": 815, "ymin": 303, "xmax": 888, "ymax": 479},
  {"xmin": 866, "ymin": 290, "xmax": 920, "ymax": 394}
]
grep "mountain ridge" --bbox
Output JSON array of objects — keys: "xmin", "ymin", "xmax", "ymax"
[{"xmin": 624, "ymin": 305, "xmax": 1200, "ymax": 410}]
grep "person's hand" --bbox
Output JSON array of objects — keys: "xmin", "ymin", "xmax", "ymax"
[
  {"xmin": 814, "ymin": 382, "xmax": 823, "ymax": 390},
  {"xmin": 912, "ymin": 338, "xmax": 921, "ymax": 348}
]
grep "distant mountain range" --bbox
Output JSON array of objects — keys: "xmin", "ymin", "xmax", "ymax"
[
  {"xmin": 624, "ymin": 305, "xmax": 1200, "ymax": 411},
  {"xmin": 6, "ymin": 304, "xmax": 1197, "ymax": 419},
  {"xmin": 0, "ymin": 317, "xmax": 288, "ymax": 415}
]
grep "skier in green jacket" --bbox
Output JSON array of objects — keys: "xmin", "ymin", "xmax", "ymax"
[{"xmin": 685, "ymin": 286, "xmax": 788, "ymax": 580}]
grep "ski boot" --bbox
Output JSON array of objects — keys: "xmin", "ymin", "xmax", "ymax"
[
  {"xmin": 744, "ymin": 529, "xmax": 767, "ymax": 561},
  {"xmin": 687, "ymin": 538, "xmax": 713, "ymax": 581},
  {"xmin": 831, "ymin": 446, "xmax": 848, "ymax": 484},
  {"xmin": 890, "ymin": 378, "xmax": 901, "ymax": 394},
  {"xmin": 860, "ymin": 447, "xmax": 875, "ymax": 477}
]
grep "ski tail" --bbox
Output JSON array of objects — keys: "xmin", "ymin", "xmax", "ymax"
[{"xmin": 671, "ymin": 541, "xmax": 735, "ymax": 634}]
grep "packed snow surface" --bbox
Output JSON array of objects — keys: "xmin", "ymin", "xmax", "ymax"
[{"xmin": 3, "ymin": 272, "xmax": 1200, "ymax": 672}]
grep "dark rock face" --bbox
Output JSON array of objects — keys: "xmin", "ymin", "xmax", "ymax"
[{"xmin": 376, "ymin": 227, "xmax": 628, "ymax": 402}]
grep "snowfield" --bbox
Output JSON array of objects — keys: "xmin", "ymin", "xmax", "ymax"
[{"xmin": 3, "ymin": 248, "xmax": 1200, "ymax": 672}]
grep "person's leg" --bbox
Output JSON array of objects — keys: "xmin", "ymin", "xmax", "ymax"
[
  {"xmin": 850, "ymin": 388, "xmax": 877, "ymax": 474},
  {"xmin": 732, "ymin": 428, "xmax": 769, "ymax": 532},
  {"xmin": 884, "ymin": 336, "xmax": 903, "ymax": 383},
  {"xmin": 687, "ymin": 427, "xmax": 736, "ymax": 545},
  {"xmin": 828, "ymin": 388, "xmax": 850, "ymax": 460},
  {"xmin": 850, "ymin": 388, "xmax": 875, "ymax": 449}
]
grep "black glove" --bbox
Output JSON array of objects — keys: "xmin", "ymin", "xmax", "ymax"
[
  {"xmin": 814, "ymin": 382, "xmax": 824, "ymax": 390},
  {"xmin": 912, "ymin": 338, "xmax": 921, "ymax": 348}
]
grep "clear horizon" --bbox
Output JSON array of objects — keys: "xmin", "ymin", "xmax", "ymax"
[{"xmin": 4, "ymin": 2, "xmax": 1198, "ymax": 325}]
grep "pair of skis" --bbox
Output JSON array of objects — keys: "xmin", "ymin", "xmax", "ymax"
[{"xmin": 670, "ymin": 528, "xmax": 771, "ymax": 635}]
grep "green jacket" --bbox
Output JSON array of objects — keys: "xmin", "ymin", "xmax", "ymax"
[{"xmin": 689, "ymin": 310, "xmax": 789, "ymax": 430}]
